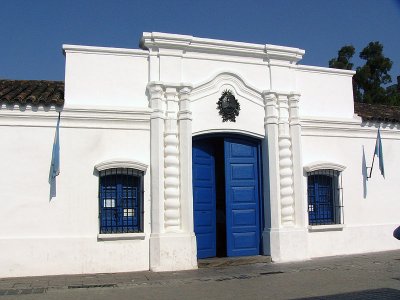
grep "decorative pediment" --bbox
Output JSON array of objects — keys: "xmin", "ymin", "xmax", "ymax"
[
  {"xmin": 190, "ymin": 71, "xmax": 263, "ymax": 107},
  {"xmin": 94, "ymin": 159, "xmax": 148, "ymax": 173},
  {"xmin": 303, "ymin": 161, "xmax": 346, "ymax": 173}
]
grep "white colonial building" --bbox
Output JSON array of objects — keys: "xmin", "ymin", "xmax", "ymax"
[{"xmin": 0, "ymin": 32, "xmax": 399, "ymax": 278}]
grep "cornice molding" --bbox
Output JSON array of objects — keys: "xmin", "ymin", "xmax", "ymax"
[
  {"xmin": 0, "ymin": 105, "xmax": 151, "ymax": 130},
  {"xmin": 303, "ymin": 161, "xmax": 346, "ymax": 173},
  {"xmin": 94, "ymin": 159, "xmax": 148, "ymax": 172},
  {"xmin": 296, "ymin": 65, "xmax": 356, "ymax": 76},
  {"xmin": 300, "ymin": 117, "xmax": 400, "ymax": 139},
  {"xmin": 140, "ymin": 32, "xmax": 304, "ymax": 63},
  {"xmin": 63, "ymin": 44, "xmax": 148, "ymax": 57}
]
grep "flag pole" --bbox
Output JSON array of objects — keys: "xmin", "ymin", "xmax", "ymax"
[{"xmin": 368, "ymin": 151, "xmax": 375, "ymax": 179}]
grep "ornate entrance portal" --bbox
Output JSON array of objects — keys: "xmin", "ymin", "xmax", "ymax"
[{"xmin": 192, "ymin": 135, "xmax": 262, "ymax": 259}]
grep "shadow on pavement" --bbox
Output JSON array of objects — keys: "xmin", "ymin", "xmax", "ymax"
[{"xmin": 293, "ymin": 288, "xmax": 400, "ymax": 300}]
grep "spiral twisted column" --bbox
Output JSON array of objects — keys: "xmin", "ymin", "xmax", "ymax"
[
  {"xmin": 278, "ymin": 94, "xmax": 295, "ymax": 226},
  {"xmin": 164, "ymin": 87, "xmax": 181, "ymax": 231}
]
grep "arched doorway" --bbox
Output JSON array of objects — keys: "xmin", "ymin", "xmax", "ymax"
[{"xmin": 192, "ymin": 134, "xmax": 263, "ymax": 259}]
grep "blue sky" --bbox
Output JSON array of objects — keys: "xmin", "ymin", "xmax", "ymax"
[{"xmin": 1, "ymin": 0, "xmax": 399, "ymax": 83}]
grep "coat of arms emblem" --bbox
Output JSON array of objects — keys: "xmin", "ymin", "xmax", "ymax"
[{"xmin": 216, "ymin": 90, "xmax": 240, "ymax": 122}]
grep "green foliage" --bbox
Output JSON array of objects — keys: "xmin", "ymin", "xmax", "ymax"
[
  {"xmin": 329, "ymin": 45, "xmax": 355, "ymax": 70},
  {"xmin": 329, "ymin": 42, "xmax": 400, "ymax": 105}
]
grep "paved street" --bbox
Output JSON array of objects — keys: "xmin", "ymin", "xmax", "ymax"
[{"xmin": 0, "ymin": 250, "xmax": 399, "ymax": 299}]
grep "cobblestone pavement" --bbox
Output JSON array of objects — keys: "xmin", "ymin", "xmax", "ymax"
[{"xmin": 0, "ymin": 250, "xmax": 399, "ymax": 299}]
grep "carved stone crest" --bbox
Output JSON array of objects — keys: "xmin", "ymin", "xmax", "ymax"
[{"xmin": 216, "ymin": 90, "xmax": 240, "ymax": 122}]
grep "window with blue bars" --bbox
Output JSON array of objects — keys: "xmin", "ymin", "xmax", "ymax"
[
  {"xmin": 307, "ymin": 169, "xmax": 343, "ymax": 225},
  {"xmin": 99, "ymin": 168, "xmax": 143, "ymax": 233}
]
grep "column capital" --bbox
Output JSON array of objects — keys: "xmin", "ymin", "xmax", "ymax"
[
  {"xmin": 289, "ymin": 92, "xmax": 301, "ymax": 126},
  {"xmin": 147, "ymin": 82, "xmax": 164, "ymax": 98},
  {"xmin": 262, "ymin": 91, "xmax": 278, "ymax": 103},
  {"xmin": 178, "ymin": 85, "xmax": 193, "ymax": 101},
  {"xmin": 288, "ymin": 92, "xmax": 301, "ymax": 101}
]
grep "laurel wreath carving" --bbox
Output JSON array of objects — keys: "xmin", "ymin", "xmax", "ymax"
[{"xmin": 216, "ymin": 90, "xmax": 240, "ymax": 122}]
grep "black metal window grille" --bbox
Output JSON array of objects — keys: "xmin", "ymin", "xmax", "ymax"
[
  {"xmin": 99, "ymin": 168, "xmax": 144, "ymax": 233},
  {"xmin": 307, "ymin": 169, "xmax": 344, "ymax": 226}
]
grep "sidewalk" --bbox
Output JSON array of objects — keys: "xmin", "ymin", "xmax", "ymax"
[{"xmin": 0, "ymin": 250, "xmax": 399, "ymax": 297}]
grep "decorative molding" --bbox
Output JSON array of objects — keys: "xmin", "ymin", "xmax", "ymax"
[
  {"xmin": 192, "ymin": 128, "xmax": 264, "ymax": 139},
  {"xmin": 297, "ymin": 65, "xmax": 355, "ymax": 76},
  {"xmin": 94, "ymin": 159, "xmax": 148, "ymax": 172},
  {"xmin": 262, "ymin": 91, "xmax": 278, "ymax": 125},
  {"xmin": 63, "ymin": 44, "xmax": 148, "ymax": 57},
  {"xmin": 0, "ymin": 105, "xmax": 151, "ymax": 130},
  {"xmin": 303, "ymin": 161, "xmax": 346, "ymax": 173},
  {"xmin": 301, "ymin": 117, "xmax": 400, "ymax": 139},
  {"xmin": 147, "ymin": 83, "xmax": 166, "ymax": 120},
  {"xmin": 308, "ymin": 224, "xmax": 345, "ymax": 232},
  {"xmin": 97, "ymin": 233, "xmax": 146, "ymax": 241},
  {"xmin": 140, "ymin": 32, "xmax": 304, "ymax": 63},
  {"xmin": 191, "ymin": 71, "xmax": 263, "ymax": 107},
  {"xmin": 288, "ymin": 93, "xmax": 301, "ymax": 126}
]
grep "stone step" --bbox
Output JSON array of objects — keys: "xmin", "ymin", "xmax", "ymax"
[{"xmin": 198, "ymin": 255, "xmax": 272, "ymax": 268}]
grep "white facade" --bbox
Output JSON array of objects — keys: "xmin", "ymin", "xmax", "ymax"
[{"xmin": 0, "ymin": 32, "xmax": 399, "ymax": 278}]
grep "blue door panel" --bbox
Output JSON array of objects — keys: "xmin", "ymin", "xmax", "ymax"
[
  {"xmin": 231, "ymin": 164, "xmax": 255, "ymax": 180},
  {"xmin": 232, "ymin": 209, "xmax": 257, "ymax": 226},
  {"xmin": 193, "ymin": 142, "xmax": 216, "ymax": 259},
  {"xmin": 225, "ymin": 138, "xmax": 260, "ymax": 257},
  {"xmin": 232, "ymin": 232, "xmax": 257, "ymax": 252}
]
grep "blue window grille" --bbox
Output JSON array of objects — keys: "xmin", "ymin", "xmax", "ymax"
[
  {"xmin": 307, "ymin": 169, "xmax": 343, "ymax": 225},
  {"xmin": 99, "ymin": 168, "xmax": 144, "ymax": 233}
]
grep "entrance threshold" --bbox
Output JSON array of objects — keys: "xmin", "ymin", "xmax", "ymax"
[{"xmin": 198, "ymin": 256, "xmax": 271, "ymax": 268}]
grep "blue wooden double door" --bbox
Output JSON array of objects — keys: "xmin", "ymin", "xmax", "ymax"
[{"xmin": 193, "ymin": 136, "xmax": 262, "ymax": 259}]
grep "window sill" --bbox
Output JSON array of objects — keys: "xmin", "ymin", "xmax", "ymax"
[
  {"xmin": 97, "ymin": 233, "xmax": 146, "ymax": 241},
  {"xmin": 308, "ymin": 224, "xmax": 345, "ymax": 232}
]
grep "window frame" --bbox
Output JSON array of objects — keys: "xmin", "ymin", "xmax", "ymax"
[
  {"xmin": 99, "ymin": 168, "xmax": 144, "ymax": 234},
  {"xmin": 304, "ymin": 161, "xmax": 345, "ymax": 229},
  {"xmin": 94, "ymin": 159, "xmax": 148, "ymax": 240}
]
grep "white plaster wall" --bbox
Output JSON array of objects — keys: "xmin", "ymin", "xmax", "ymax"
[
  {"xmin": 296, "ymin": 66, "xmax": 355, "ymax": 119},
  {"xmin": 0, "ymin": 109, "xmax": 151, "ymax": 277},
  {"xmin": 301, "ymin": 123, "xmax": 400, "ymax": 257},
  {"xmin": 64, "ymin": 46, "xmax": 149, "ymax": 108}
]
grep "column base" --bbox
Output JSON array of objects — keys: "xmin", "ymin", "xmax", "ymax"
[
  {"xmin": 262, "ymin": 227, "xmax": 309, "ymax": 262},
  {"xmin": 149, "ymin": 232, "xmax": 198, "ymax": 272}
]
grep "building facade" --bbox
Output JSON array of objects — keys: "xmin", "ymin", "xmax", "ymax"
[{"xmin": 0, "ymin": 32, "xmax": 399, "ymax": 278}]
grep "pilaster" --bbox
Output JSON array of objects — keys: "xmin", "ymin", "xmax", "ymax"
[
  {"xmin": 147, "ymin": 83, "xmax": 165, "ymax": 235},
  {"xmin": 178, "ymin": 85, "xmax": 195, "ymax": 234},
  {"xmin": 289, "ymin": 93, "xmax": 307, "ymax": 228},
  {"xmin": 148, "ymin": 82, "xmax": 197, "ymax": 272},
  {"xmin": 262, "ymin": 90, "xmax": 308, "ymax": 262}
]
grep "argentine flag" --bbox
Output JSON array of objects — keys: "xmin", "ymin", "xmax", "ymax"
[
  {"xmin": 374, "ymin": 128, "xmax": 384, "ymax": 177},
  {"xmin": 49, "ymin": 113, "xmax": 60, "ymax": 198}
]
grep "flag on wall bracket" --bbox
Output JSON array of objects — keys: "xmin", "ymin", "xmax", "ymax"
[
  {"xmin": 49, "ymin": 112, "xmax": 61, "ymax": 199},
  {"xmin": 367, "ymin": 127, "xmax": 385, "ymax": 178}
]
